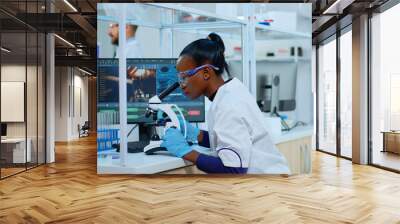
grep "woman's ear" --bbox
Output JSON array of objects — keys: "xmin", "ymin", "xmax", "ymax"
[{"xmin": 203, "ymin": 69, "xmax": 210, "ymax": 80}]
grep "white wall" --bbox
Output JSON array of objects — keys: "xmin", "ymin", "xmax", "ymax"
[
  {"xmin": 1, "ymin": 65, "xmax": 26, "ymax": 138},
  {"xmin": 55, "ymin": 67, "xmax": 69, "ymax": 141},
  {"xmin": 54, "ymin": 67, "xmax": 89, "ymax": 141},
  {"xmin": 0, "ymin": 65, "xmax": 41, "ymax": 137},
  {"xmin": 72, "ymin": 73, "xmax": 89, "ymax": 138}
]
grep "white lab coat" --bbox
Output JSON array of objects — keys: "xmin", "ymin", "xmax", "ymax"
[
  {"xmin": 116, "ymin": 37, "xmax": 143, "ymax": 58},
  {"xmin": 207, "ymin": 78, "xmax": 290, "ymax": 174}
]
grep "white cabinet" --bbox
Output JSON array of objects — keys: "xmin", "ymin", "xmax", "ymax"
[{"xmin": 276, "ymin": 136, "xmax": 312, "ymax": 174}]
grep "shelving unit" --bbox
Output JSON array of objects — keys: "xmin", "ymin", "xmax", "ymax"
[{"xmin": 228, "ymin": 56, "xmax": 311, "ymax": 63}]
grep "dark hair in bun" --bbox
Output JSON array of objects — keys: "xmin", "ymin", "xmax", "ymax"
[{"xmin": 179, "ymin": 32, "xmax": 230, "ymax": 77}]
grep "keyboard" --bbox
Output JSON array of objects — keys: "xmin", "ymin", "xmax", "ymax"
[{"xmin": 113, "ymin": 141, "xmax": 149, "ymax": 153}]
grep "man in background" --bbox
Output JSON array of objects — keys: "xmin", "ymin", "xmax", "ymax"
[{"xmin": 108, "ymin": 23, "xmax": 143, "ymax": 58}]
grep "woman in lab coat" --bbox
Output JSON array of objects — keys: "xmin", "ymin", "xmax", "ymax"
[{"xmin": 161, "ymin": 33, "xmax": 290, "ymax": 174}]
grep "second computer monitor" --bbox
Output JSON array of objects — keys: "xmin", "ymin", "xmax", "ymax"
[{"xmin": 97, "ymin": 58, "xmax": 205, "ymax": 123}]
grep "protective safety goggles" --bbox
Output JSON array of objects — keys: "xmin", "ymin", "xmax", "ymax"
[{"xmin": 177, "ymin": 64, "xmax": 219, "ymax": 86}]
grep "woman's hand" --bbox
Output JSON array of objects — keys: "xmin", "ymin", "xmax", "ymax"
[{"xmin": 161, "ymin": 128, "xmax": 192, "ymax": 158}]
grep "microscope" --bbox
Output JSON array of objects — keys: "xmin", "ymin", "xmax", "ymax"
[{"xmin": 142, "ymin": 82, "xmax": 187, "ymax": 155}]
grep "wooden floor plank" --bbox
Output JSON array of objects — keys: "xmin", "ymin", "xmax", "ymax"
[{"xmin": 0, "ymin": 135, "xmax": 400, "ymax": 223}]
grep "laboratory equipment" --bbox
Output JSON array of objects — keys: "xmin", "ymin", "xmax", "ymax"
[
  {"xmin": 257, "ymin": 74, "xmax": 272, "ymax": 112},
  {"xmin": 110, "ymin": 82, "xmax": 188, "ymax": 155},
  {"xmin": 270, "ymin": 74, "xmax": 280, "ymax": 116},
  {"xmin": 142, "ymin": 82, "xmax": 187, "ymax": 155},
  {"xmin": 97, "ymin": 110, "xmax": 120, "ymax": 151},
  {"xmin": 256, "ymin": 71, "xmax": 297, "ymax": 113}
]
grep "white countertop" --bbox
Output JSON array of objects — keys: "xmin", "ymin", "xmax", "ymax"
[
  {"xmin": 270, "ymin": 125, "xmax": 314, "ymax": 145},
  {"xmin": 1, "ymin": 138, "xmax": 29, "ymax": 143},
  {"xmin": 97, "ymin": 145, "xmax": 214, "ymax": 174}
]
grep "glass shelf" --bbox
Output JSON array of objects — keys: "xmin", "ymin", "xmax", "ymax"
[{"xmin": 98, "ymin": 3, "xmax": 244, "ymax": 36}]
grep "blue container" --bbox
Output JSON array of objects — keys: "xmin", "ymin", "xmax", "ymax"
[{"xmin": 97, "ymin": 128, "xmax": 120, "ymax": 152}]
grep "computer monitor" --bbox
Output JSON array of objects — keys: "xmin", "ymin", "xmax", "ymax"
[
  {"xmin": 256, "ymin": 72, "xmax": 296, "ymax": 113},
  {"xmin": 1, "ymin": 123, "xmax": 7, "ymax": 137},
  {"xmin": 97, "ymin": 58, "xmax": 205, "ymax": 123}
]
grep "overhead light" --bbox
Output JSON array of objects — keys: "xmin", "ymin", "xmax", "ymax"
[
  {"xmin": 323, "ymin": 0, "xmax": 354, "ymax": 15},
  {"xmin": 63, "ymin": 0, "xmax": 78, "ymax": 12},
  {"xmin": 1, "ymin": 47, "xmax": 11, "ymax": 53},
  {"xmin": 76, "ymin": 48, "xmax": 87, "ymax": 56},
  {"xmin": 78, "ymin": 67, "xmax": 93, "ymax": 76},
  {"xmin": 54, "ymin": 34, "xmax": 75, "ymax": 48},
  {"xmin": 323, "ymin": 0, "xmax": 341, "ymax": 14}
]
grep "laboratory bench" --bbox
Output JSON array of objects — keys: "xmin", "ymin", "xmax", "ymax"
[
  {"xmin": 98, "ymin": 125, "xmax": 313, "ymax": 175},
  {"xmin": 274, "ymin": 125, "xmax": 313, "ymax": 174}
]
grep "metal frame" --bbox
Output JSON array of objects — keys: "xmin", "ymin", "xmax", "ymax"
[
  {"xmin": 0, "ymin": 16, "xmax": 2, "ymax": 179},
  {"xmin": 118, "ymin": 4, "xmax": 128, "ymax": 166},
  {"xmin": 25, "ymin": 3, "xmax": 28, "ymax": 171},
  {"xmin": 367, "ymin": 10, "xmax": 373, "ymax": 165},
  {"xmin": 336, "ymin": 24, "xmax": 341, "ymax": 157},
  {"xmin": 315, "ymin": 44, "xmax": 319, "ymax": 151},
  {"xmin": 241, "ymin": 4, "xmax": 251, "ymax": 94}
]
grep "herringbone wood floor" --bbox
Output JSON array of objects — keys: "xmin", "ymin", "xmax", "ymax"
[{"xmin": 1, "ymin": 135, "xmax": 400, "ymax": 224}]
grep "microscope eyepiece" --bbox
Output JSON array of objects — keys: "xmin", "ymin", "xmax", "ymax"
[{"xmin": 158, "ymin": 82, "xmax": 180, "ymax": 100}]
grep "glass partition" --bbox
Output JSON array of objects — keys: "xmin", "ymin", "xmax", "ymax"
[
  {"xmin": 1, "ymin": 30, "xmax": 28, "ymax": 177},
  {"xmin": 0, "ymin": 0, "xmax": 46, "ymax": 179},
  {"xmin": 317, "ymin": 36, "xmax": 337, "ymax": 155},
  {"xmin": 370, "ymin": 4, "xmax": 400, "ymax": 171},
  {"xmin": 339, "ymin": 28, "xmax": 352, "ymax": 158}
]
